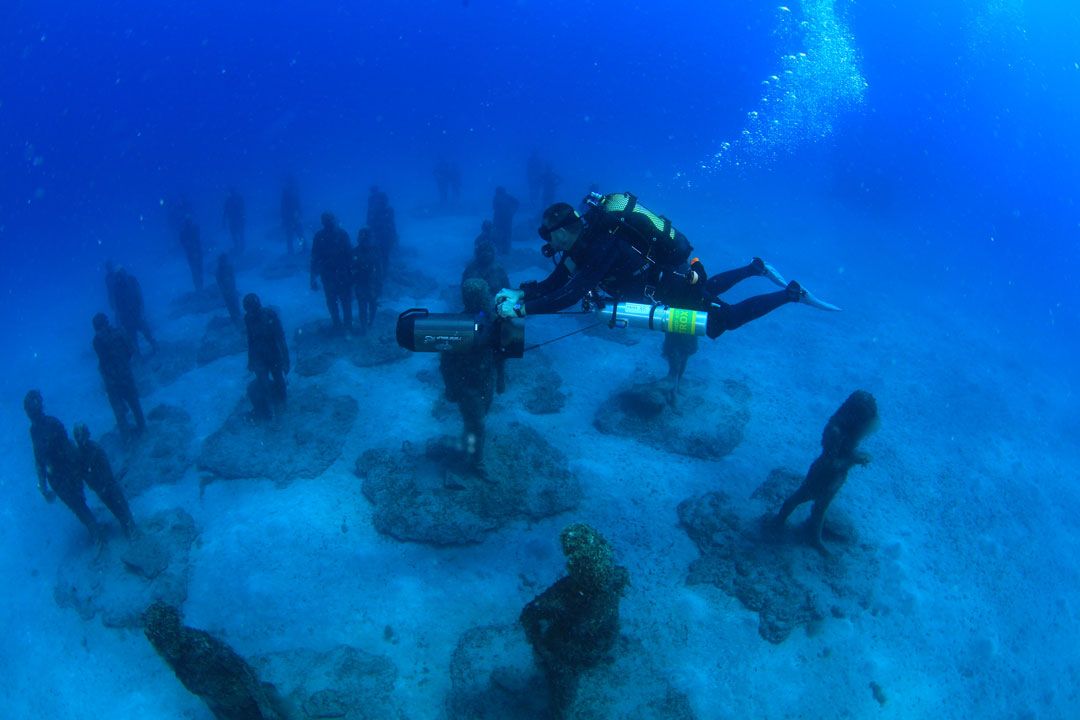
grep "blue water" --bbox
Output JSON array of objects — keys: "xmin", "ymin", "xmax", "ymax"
[{"xmin": 2, "ymin": 1, "xmax": 1078, "ymax": 717}]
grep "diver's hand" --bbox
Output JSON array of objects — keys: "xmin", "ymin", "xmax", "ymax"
[
  {"xmin": 494, "ymin": 288, "xmax": 525, "ymax": 319},
  {"xmin": 40, "ymin": 485, "xmax": 56, "ymax": 503}
]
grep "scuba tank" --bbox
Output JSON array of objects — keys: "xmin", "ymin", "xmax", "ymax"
[{"xmin": 604, "ymin": 301, "xmax": 708, "ymax": 337}]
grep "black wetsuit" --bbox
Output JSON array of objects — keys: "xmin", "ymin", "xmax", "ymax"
[
  {"xmin": 522, "ymin": 202, "xmax": 791, "ymax": 338},
  {"xmin": 94, "ymin": 325, "xmax": 146, "ymax": 435}
]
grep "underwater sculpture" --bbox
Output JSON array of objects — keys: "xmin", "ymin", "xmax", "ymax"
[
  {"xmin": 439, "ymin": 278, "xmax": 503, "ymax": 473},
  {"xmin": 772, "ymin": 389, "xmax": 879, "ymax": 551},
  {"xmin": 144, "ymin": 601, "xmax": 285, "ymax": 720},
  {"xmin": 520, "ymin": 523, "xmax": 630, "ymax": 715},
  {"xmin": 310, "ymin": 211, "xmax": 354, "ymax": 334},
  {"xmin": 92, "ymin": 312, "xmax": 146, "ymax": 440},
  {"xmin": 351, "ymin": 227, "xmax": 384, "ymax": 334},
  {"xmin": 243, "ymin": 293, "xmax": 289, "ymax": 423},
  {"xmin": 24, "ymin": 389, "xmax": 103, "ymax": 544},
  {"xmin": 73, "ymin": 422, "xmax": 137, "ymax": 538}
]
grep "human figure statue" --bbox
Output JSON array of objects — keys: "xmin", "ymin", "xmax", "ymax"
[
  {"xmin": 538, "ymin": 164, "xmax": 561, "ymax": 217},
  {"xmin": 366, "ymin": 186, "xmax": 398, "ymax": 270},
  {"xmin": 73, "ymin": 423, "xmax": 136, "ymax": 538},
  {"xmin": 772, "ymin": 390, "xmax": 879, "ymax": 552},
  {"xmin": 24, "ymin": 390, "xmax": 101, "ymax": 544},
  {"xmin": 243, "ymin": 294, "xmax": 289, "ymax": 422},
  {"xmin": 109, "ymin": 265, "xmax": 158, "ymax": 356},
  {"xmin": 216, "ymin": 254, "xmax": 242, "ymax": 325},
  {"xmin": 439, "ymin": 279, "xmax": 500, "ymax": 472},
  {"xmin": 144, "ymin": 601, "xmax": 285, "ymax": 720},
  {"xmin": 92, "ymin": 313, "xmax": 146, "ymax": 439},
  {"xmin": 179, "ymin": 215, "xmax": 204, "ymax": 290},
  {"xmin": 521, "ymin": 523, "xmax": 630, "ymax": 714},
  {"xmin": 660, "ymin": 333, "xmax": 697, "ymax": 406},
  {"xmin": 351, "ymin": 228, "xmax": 384, "ymax": 333},
  {"xmin": 473, "ymin": 220, "xmax": 494, "ymax": 251},
  {"xmin": 434, "ymin": 159, "xmax": 454, "ymax": 206},
  {"xmin": 223, "ymin": 188, "xmax": 246, "ymax": 256},
  {"xmin": 280, "ymin": 177, "xmax": 304, "ymax": 255},
  {"xmin": 462, "ymin": 238, "xmax": 509, "ymax": 303},
  {"xmin": 491, "ymin": 186, "xmax": 520, "ymax": 254},
  {"xmin": 310, "ymin": 212, "xmax": 354, "ymax": 333}
]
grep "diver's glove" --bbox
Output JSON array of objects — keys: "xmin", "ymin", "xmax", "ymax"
[{"xmin": 495, "ymin": 288, "xmax": 526, "ymax": 319}]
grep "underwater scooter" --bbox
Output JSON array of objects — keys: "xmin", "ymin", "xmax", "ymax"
[{"xmin": 395, "ymin": 296, "xmax": 708, "ymax": 357}]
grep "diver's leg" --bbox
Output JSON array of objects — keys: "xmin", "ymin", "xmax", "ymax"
[
  {"xmin": 706, "ymin": 289, "xmax": 791, "ymax": 338},
  {"xmin": 704, "ymin": 263, "xmax": 759, "ymax": 295}
]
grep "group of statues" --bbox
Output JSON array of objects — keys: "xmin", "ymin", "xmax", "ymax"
[{"xmin": 23, "ymin": 156, "xmax": 882, "ymax": 719}]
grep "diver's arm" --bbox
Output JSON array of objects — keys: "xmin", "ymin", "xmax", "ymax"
[
  {"xmin": 521, "ymin": 262, "xmax": 571, "ymax": 301},
  {"xmin": 523, "ymin": 261, "xmax": 608, "ymax": 315},
  {"xmin": 522, "ymin": 236, "xmax": 614, "ymax": 315}
]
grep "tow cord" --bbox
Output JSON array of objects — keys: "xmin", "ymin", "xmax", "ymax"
[{"xmin": 522, "ymin": 312, "xmax": 605, "ymax": 354}]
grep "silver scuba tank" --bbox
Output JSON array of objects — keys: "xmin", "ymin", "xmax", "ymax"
[{"xmin": 605, "ymin": 301, "xmax": 707, "ymax": 336}]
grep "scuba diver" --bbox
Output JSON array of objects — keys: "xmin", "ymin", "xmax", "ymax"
[{"xmin": 494, "ymin": 192, "xmax": 839, "ymax": 336}]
